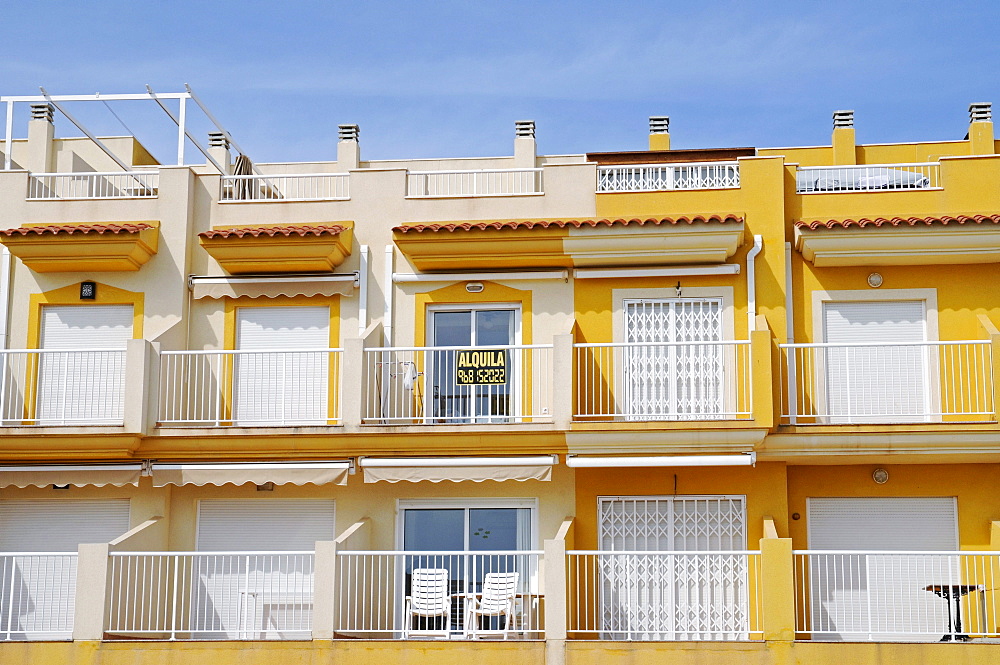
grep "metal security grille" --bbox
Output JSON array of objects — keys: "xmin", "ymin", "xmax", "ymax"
[
  {"xmin": 597, "ymin": 496, "xmax": 748, "ymax": 640},
  {"xmin": 623, "ymin": 299, "xmax": 723, "ymax": 420}
]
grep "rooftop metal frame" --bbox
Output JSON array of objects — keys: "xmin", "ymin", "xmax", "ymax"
[{"xmin": 1, "ymin": 84, "xmax": 255, "ymax": 173}]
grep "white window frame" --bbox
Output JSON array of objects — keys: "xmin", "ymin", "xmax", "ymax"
[
  {"xmin": 425, "ymin": 303, "xmax": 523, "ymax": 423},
  {"xmin": 811, "ymin": 289, "xmax": 940, "ymax": 423}
]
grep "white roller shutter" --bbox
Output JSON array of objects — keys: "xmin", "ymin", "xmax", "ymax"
[
  {"xmin": 38, "ymin": 305, "xmax": 132, "ymax": 425},
  {"xmin": 0, "ymin": 499, "xmax": 130, "ymax": 639},
  {"xmin": 193, "ymin": 499, "xmax": 334, "ymax": 639},
  {"xmin": 234, "ymin": 307, "xmax": 330, "ymax": 425},
  {"xmin": 823, "ymin": 300, "xmax": 929, "ymax": 423},
  {"xmin": 807, "ymin": 497, "xmax": 958, "ymax": 641}
]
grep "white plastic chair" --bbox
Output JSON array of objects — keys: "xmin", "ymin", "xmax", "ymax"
[
  {"xmin": 465, "ymin": 572, "xmax": 519, "ymax": 639},
  {"xmin": 403, "ymin": 568, "xmax": 451, "ymax": 638}
]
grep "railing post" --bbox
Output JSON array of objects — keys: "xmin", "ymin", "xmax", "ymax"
[
  {"xmin": 73, "ymin": 543, "xmax": 109, "ymax": 641},
  {"xmin": 750, "ymin": 319, "xmax": 774, "ymax": 427},
  {"xmin": 312, "ymin": 540, "xmax": 338, "ymax": 640},
  {"xmin": 342, "ymin": 337, "xmax": 364, "ymax": 431},
  {"xmin": 552, "ymin": 334, "xmax": 574, "ymax": 429},
  {"xmin": 760, "ymin": 517, "xmax": 795, "ymax": 642},
  {"xmin": 543, "ymin": 537, "xmax": 567, "ymax": 665},
  {"xmin": 123, "ymin": 339, "xmax": 154, "ymax": 433}
]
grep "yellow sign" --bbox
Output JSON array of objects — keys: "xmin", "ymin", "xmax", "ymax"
[{"xmin": 456, "ymin": 349, "xmax": 507, "ymax": 385}]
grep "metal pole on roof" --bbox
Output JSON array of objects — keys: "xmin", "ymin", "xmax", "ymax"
[
  {"xmin": 4, "ymin": 101, "xmax": 13, "ymax": 170},
  {"xmin": 177, "ymin": 95, "xmax": 186, "ymax": 166},
  {"xmin": 184, "ymin": 84, "xmax": 261, "ymax": 175},
  {"xmin": 144, "ymin": 85, "xmax": 225, "ymax": 173},
  {"xmin": 39, "ymin": 87, "xmax": 133, "ymax": 172}
]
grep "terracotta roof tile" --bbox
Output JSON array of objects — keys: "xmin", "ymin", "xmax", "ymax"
[
  {"xmin": 199, "ymin": 225, "xmax": 348, "ymax": 239},
  {"xmin": 795, "ymin": 214, "xmax": 1000, "ymax": 230},
  {"xmin": 393, "ymin": 215, "xmax": 743, "ymax": 234},
  {"xmin": 0, "ymin": 222, "xmax": 154, "ymax": 237}
]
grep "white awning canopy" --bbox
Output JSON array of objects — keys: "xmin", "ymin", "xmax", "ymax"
[
  {"xmin": 359, "ymin": 456, "xmax": 557, "ymax": 484},
  {"xmin": 190, "ymin": 273, "xmax": 358, "ymax": 300},
  {"xmin": 0, "ymin": 464, "xmax": 143, "ymax": 488},
  {"xmin": 152, "ymin": 461, "xmax": 351, "ymax": 487},
  {"xmin": 566, "ymin": 453, "xmax": 755, "ymax": 468}
]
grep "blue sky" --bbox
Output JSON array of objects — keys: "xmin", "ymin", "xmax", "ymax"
[{"xmin": 2, "ymin": 0, "xmax": 998, "ymax": 164}]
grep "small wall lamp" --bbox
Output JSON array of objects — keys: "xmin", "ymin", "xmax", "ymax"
[{"xmin": 80, "ymin": 281, "xmax": 96, "ymax": 300}]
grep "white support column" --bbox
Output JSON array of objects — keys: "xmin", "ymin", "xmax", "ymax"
[
  {"xmin": 4, "ymin": 100, "xmax": 13, "ymax": 170},
  {"xmin": 543, "ymin": 537, "xmax": 567, "ymax": 665},
  {"xmin": 341, "ymin": 337, "xmax": 365, "ymax": 431},
  {"xmin": 383, "ymin": 246, "xmax": 394, "ymax": 346},
  {"xmin": 552, "ymin": 333, "xmax": 574, "ymax": 429},
  {"xmin": 123, "ymin": 339, "xmax": 153, "ymax": 434},
  {"xmin": 73, "ymin": 543, "xmax": 110, "ymax": 641},
  {"xmin": 312, "ymin": 540, "xmax": 338, "ymax": 640}
]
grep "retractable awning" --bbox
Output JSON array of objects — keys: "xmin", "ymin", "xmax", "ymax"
[
  {"xmin": 359, "ymin": 456, "xmax": 557, "ymax": 484},
  {"xmin": 189, "ymin": 273, "xmax": 358, "ymax": 300},
  {"xmin": 566, "ymin": 453, "xmax": 755, "ymax": 468},
  {"xmin": 0, "ymin": 464, "xmax": 143, "ymax": 488},
  {"xmin": 152, "ymin": 461, "xmax": 351, "ymax": 487}
]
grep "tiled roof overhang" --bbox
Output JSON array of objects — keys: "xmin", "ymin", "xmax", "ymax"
[
  {"xmin": 393, "ymin": 215, "xmax": 745, "ymax": 271},
  {"xmin": 795, "ymin": 214, "xmax": 1000, "ymax": 266},
  {"xmin": 0, "ymin": 221, "xmax": 159, "ymax": 272},
  {"xmin": 199, "ymin": 223, "xmax": 354, "ymax": 274}
]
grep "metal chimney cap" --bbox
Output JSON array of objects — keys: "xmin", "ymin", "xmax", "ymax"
[
  {"xmin": 649, "ymin": 116, "xmax": 670, "ymax": 134},
  {"xmin": 969, "ymin": 102, "xmax": 992, "ymax": 122},
  {"xmin": 832, "ymin": 110, "xmax": 855, "ymax": 128},
  {"xmin": 338, "ymin": 124, "xmax": 360, "ymax": 141},
  {"xmin": 208, "ymin": 131, "xmax": 230, "ymax": 149},
  {"xmin": 30, "ymin": 103, "xmax": 54, "ymax": 122},
  {"xmin": 515, "ymin": 120, "xmax": 535, "ymax": 138}
]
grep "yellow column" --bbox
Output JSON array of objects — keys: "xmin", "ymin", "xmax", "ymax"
[
  {"xmin": 991, "ymin": 522, "xmax": 1000, "ymax": 550},
  {"xmin": 831, "ymin": 127, "xmax": 856, "ymax": 165},
  {"xmin": 969, "ymin": 121, "xmax": 995, "ymax": 155},
  {"xmin": 750, "ymin": 320, "xmax": 774, "ymax": 428},
  {"xmin": 760, "ymin": 518, "xmax": 796, "ymax": 642},
  {"xmin": 977, "ymin": 315, "xmax": 1000, "ymax": 422}
]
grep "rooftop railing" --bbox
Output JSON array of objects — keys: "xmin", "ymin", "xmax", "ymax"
[
  {"xmin": 406, "ymin": 168, "xmax": 543, "ymax": 197},
  {"xmin": 597, "ymin": 162, "xmax": 740, "ymax": 192},
  {"xmin": 796, "ymin": 162, "xmax": 940, "ymax": 193},
  {"xmin": 220, "ymin": 173, "xmax": 349, "ymax": 201},
  {"xmin": 26, "ymin": 172, "xmax": 159, "ymax": 200}
]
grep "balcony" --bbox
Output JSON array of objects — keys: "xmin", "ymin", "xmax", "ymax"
[
  {"xmin": 596, "ymin": 162, "xmax": 740, "ymax": 192},
  {"xmin": 26, "ymin": 171, "xmax": 159, "ymax": 200},
  {"xmin": 780, "ymin": 340, "xmax": 995, "ymax": 425},
  {"xmin": 795, "ymin": 550, "xmax": 1000, "ymax": 641},
  {"xmin": 0, "ymin": 348, "xmax": 127, "ymax": 426},
  {"xmin": 405, "ymin": 169, "xmax": 543, "ymax": 198},
  {"xmin": 795, "ymin": 163, "xmax": 941, "ymax": 194},
  {"xmin": 219, "ymin": 173, "xmax": 350, "ymax": 202},
  {"xmin": 574, "ymin": 341, "xmax": 752, "ymax": 422},
  {"xmin": 158, "ymin": 349, "xmax": 343, "ymax": 427},
  {"xmin": 361, "ymin": 345, "xmax": 553, "ymax": 426},
  {"xmin": 0, "ymin": 553, "xmax": 77, "ymax": 641}
]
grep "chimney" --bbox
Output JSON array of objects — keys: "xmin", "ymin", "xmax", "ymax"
[
  {"xmin": 831, "ymin": 110, "xmax": 856, "ymax": 165},
  {"xmin": 26, "ymin": 103, "xmax": 55, "ymax": 173},
  {"xmin": 337, "ymin": 124, "xmax": 360, "ymax": 170},
  {"xmin": 513, "ymin": 120, "xmax": 536, "ymax": 167},
  {"xmin": 207, "ymin": 131, "xmax": 231, "ymax": 174},
  {"xmin": 649, "ymin": 116, "xmax": 670, "ymax": 151},
  {"xmin": 968, "ymin": 103, "xmax": 994, "ymax": 155}
]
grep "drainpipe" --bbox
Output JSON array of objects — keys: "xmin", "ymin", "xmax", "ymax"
[
  {"xmin": 785, "ymin": 242, "xmax": 797, "ymax": 424},
  {"xmin": 358, "ymin": 245, "xmax": 369, "ymax": 337},
  {"xmin": 746, "ymin": 235, "xmax": 763, "ymax": 333},
  {"xmin": 383, "ymin": 245, "xmax": 394, "ymax": 346}
]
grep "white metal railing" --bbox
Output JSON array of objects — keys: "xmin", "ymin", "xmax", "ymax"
[
  {"xmin": 567, "ymin": 551, "xmax": 762, "ymax": 640},
  {"xmin": 362, "ymin": 345, "xmax": 553, "ymax": 425},
  {"xmin": 796, "ymin": 162, "xmax": 940, "ymax": 193},
  {"xmin": 406, "ymin": 169, "xmax": 543, "ymax": 197},
  {"xmin": 106, "ymin": 552, "xmax": 315, "ymax": 640},
  {"xmin": 335, "ymin": 550, "xmax": 543, "ymax": 638},
  {"xmin": 0, "ymin": 553, "xmax": 78, "ymax": 641},
  {"xmin": 574, "ymin": 341, "xmax": 752, "ymax": 421},
  {"xmin": 26, "ymin": 171, "xmax": 159, "ymax": 199},
  {"xmin": 158, "ymin": 349, "xmax": 343, "ymax": 427},
  {"xmin": 219, "ymin": 173, "xmax": 349, "ymax": 201},
  {"xmin": 795, "ymin": 551, "xmax": 1000, "ymax": 641},
  {"xmin": 780, "ymin": 341, "xmax": 994, "ymax": 425},
  {"xmin": 0, "ymin": 349, "xmax": 126, "ymax": 426},
  {"xmin": 596, "ymin": 162, "xmax": 740, "ymax": 192}
]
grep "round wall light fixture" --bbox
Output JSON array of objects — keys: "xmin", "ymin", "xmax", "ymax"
[
  {"xmin": 465, "ymin": 282, "xmax": 484, "ymax": 293},
  {"xmin": 872, "ymin": 468, "xmax": 889, "ymax": 484},
  {"xmin": 867, "ymin": 273, "xmax": 884, "ymax": 288}
]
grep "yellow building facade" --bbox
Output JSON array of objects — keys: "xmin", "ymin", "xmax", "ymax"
[{"xmin": 0, "ymin": 94, "xmax": 997, "ymax": 664}]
